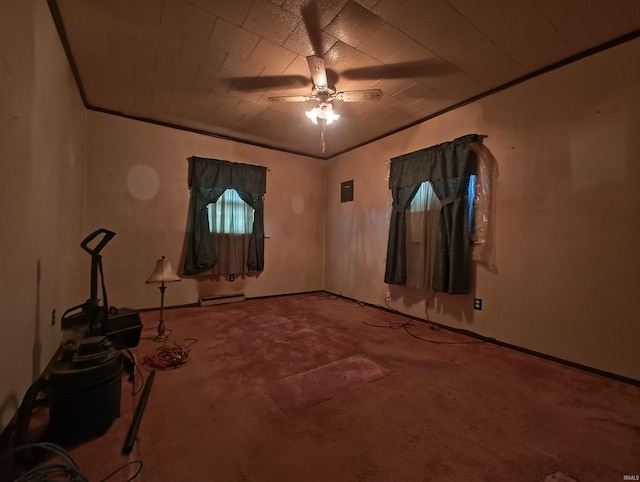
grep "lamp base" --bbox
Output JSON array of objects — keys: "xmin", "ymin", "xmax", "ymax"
[{"xmin": 154, "ymin": 316, "xmax": 168, "ymax": 343}]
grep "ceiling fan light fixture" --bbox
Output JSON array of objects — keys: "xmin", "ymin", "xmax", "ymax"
[{"xmin": 305, "ymin": 102, "xmax": 339, "ymax": 125}]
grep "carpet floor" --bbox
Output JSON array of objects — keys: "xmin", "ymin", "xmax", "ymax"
[{"xmin": 3, "ymin": 292, "xmax": 639, "ymax": 481}]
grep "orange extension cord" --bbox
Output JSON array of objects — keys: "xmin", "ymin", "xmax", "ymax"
[{"xmin": 142, "ymin": 339, "xmax": 197, "ymax": 370}]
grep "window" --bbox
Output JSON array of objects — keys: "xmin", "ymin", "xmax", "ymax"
[
  {"xmin": 207, "ymin": 189, "xmax": 254, "ymax": 234},
  {"xmin": 206, "ymin": 189, "xmax": 256, "ymax": 276},
  {"xmin": 404, "ymin": 176, "xmax": 476, "ymax": 290},
  {"xmin": 384, "ymin": 134, "xmax": 485, "ymax": 293},
  {"xmin": 183, "ymin": 157, "xmax": 266, "ymax": 276},
  {"xmin": 405, "ymin": 181, "xmax": 441, "ymax": 290},
  {"xmin": 467, "ymin": 174, "xmax": 476, "ymax": 233}
]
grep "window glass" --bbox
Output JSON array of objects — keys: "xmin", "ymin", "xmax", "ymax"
[{"xmin": 207, "ymin": 189, "xmax": 254, "ymax": 234}]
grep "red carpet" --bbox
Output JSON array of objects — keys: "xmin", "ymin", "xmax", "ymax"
[
  {"xmin": 3, "ymin": 292, "xmax": 639, "ymax": 481},
  {"xmin": 266, "ymin": 354, "xmax": 393, "ymax": 414}
]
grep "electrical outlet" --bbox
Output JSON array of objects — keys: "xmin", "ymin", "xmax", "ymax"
[
  {"xmin": 229, "ymin": 274, "xmax": 235, "ymax": 282},
  {"xmin": 51, "ymin": 309, "xmax": 56, "ymax": 326},
  {"xmin": 473, "ymin": 298, "xmax": 482, "ymax": 310}
]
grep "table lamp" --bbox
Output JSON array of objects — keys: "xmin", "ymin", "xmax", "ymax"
[{"xmin": 146, "ymin": 256, "xmax": 181, "ymax": 342}]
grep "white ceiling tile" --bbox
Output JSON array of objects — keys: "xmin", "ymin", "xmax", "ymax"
[
  {"xmin": 134, "ymin": 22, "xmax": 184, "ymax": 59},
  {"xmin": 108, "ymin": 0, "xmax": 164, "ymax": 25},
  {"xmin": 61, "ymin": 1, "xmax": 112, "ymax": 54},
  {"xmin": 194, "ymin": 0, "xmax": 254, "ymax": 26},
  {"xmin": 372, "ymin": 0, "xmax": 468, "ymax": 48},
  {"xmin": 180, "ymin": 37, "xmax": 227, "ymax": 73},
  {"xmin": 205, "ymin": 90, "xmax": 241, "ymax": 109},
  {"xmin": 210, "ymin": 18, "xmax": 260, "ymax": 59},
  {"xmin": 116, "ymin": 41, "xmax": 156, "ymax": 75},
  {"xmin": 454, "ymin": 43, "xmax": 527, "ymax": 87},
  {"xmin": 235, "ymin": 99, "xmax": 270, "ymax": 116},
  {"xmin": 429, "ymin": 72, "xmax": 486, "ymax": 102},
  {"xmin": 354, "ymin": 0, "xmax": 380, "ymax": 8},
  {"xmin": 210, "ymin": 104, "xmax": 249, "ymax": 127},
  {"xmin": 172, "ymin": 77, "xmax": 210, "ymax": 102},
  {"xmin": 429, "ymin": 25, "xmax": 489, "ymax": 62},
  {"xmin": 281, "ymin": 0, "xmax": 349, "ymax": 28},
  {"xmin": 372, "ymin": 77, "xmax": 417, "ymax": 96},
  {"xmin": 387, "ymin": 41, "xmax": 440, "ymax": 65},
  {"xmin": 160, "ymin": 0, "xmax": 217, "ymax": 44},
  {"xmin": 358, "ymin": 23, "xmax": 422, "ymax": 63},
  {"xmin": 411, "ymin": 92, "xmax": 455, "ymax": 114},
  {"xmin": 282, "ymin": 19, "xmax": 338, "ymax": 57},
  {"xmin": 394, "ymin": 82, "xmax": 443, "ymax": 105},
  {"xmin": 194, "ymin": 63, "xmax": 232, "ymax": 93},
  {"xmin": 536, "ymin": 0, "xmax": 636, "ymax": 51},
  {"xmin": 155, "ymin": 49, "xmax": 198, "ymax": 80},
  {"xmin": 243, "ymin": 0, "xmax": 301, "ymax": 46},
  {"xmin": 219, "ymin": 52, "xmax": 264, "ymax": 78},
  {"xmin": 248, "ymin": 39, "xmax": 298, "ymax": 75},
  {"xmin": 324, "ymin": 0, "xmax": 385, "ymax": 48},
  {"xmin": 446, "ymin": 0, "xmax": 533, "ymax": 32},
  {"xmin": 324, "ymin": 41, "xmax": 378, "ymax": 72},
  {"xmin": 483, "ymin": 8, "xmax": 573, "ymax": 71}
]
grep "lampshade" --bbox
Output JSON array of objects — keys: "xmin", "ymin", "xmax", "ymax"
[{"xmin": 146, "ymin": 256, "xmax": 181, "ymax": 284}]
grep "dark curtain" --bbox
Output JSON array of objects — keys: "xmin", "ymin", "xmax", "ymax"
[
  {"xmin": 184, "ymin": 157, "xmax": 267, "ymax": 275},
  {"xmin": 384, "ymin": 134, "xmax": 481, "ymax": 293}
]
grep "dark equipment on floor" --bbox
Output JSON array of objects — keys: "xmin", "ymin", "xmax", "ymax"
[
  {"xmin": 15, "ymin": 336, "xmax": 124, "ymax": 450},
  {"xmin": 13, "ymin": 229, "xmax": 141, "ymax": 457},
  {"xmin": 61, "ymin": 228, "xmax": 142, "ymax": 348}
]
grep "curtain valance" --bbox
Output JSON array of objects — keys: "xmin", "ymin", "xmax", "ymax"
[
  {"xmin": 189, "ymin": 157, "xmax": 267, "ymax": 194},
  {"xmin": 388, "ymin": 134, "xmax": 481, "ymax": 189}
]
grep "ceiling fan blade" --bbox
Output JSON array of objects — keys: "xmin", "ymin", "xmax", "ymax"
[
  {"xmin": 334, "ymin": 89, "xmax": 383, "ymax": 102},
  {"xmin": 268, "ymin": 95, "xmax": 314, "ymax": 102},
  {"xmin": 307, "ymin": 55, "xmax": 328, "ymax": 88},
  {"xmin": 230, "ymin": 75, "xmax": 311, "ymax": 91},
  {"xmin": 301, "ymin": 0, "xmax": 323, "ymax": 57}
]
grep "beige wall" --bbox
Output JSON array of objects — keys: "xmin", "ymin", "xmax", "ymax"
[
  {"xmin": 2, "ymin": 0, "xmax": 639, "ymax": 435},
  {"xmin": 84, "ymin": 112, "xmax": 325, "ymax": 310},
  {"xmin": 325, "ymin": 38, "xmax": 640, "ymax": 380},
  {"xmin": 0, "ymin": 0, "xmax": 87, "ymax": 430}
]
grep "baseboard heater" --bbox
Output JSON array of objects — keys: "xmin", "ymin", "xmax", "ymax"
[{"xmin": 199, "ymin": 293, "xmax": 245, "ymax": 307}]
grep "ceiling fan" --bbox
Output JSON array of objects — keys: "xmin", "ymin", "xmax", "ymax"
[
  {"xmin": 229, "ymin": 1, "xmax": 448, "ymax": 153},
  {"xmin": 268, "ymin": 55, "xmax": 383, "ymax": 109},
  {"xmin": 267, "ymin": 55, "xmax": 383, "ymax": 152}
]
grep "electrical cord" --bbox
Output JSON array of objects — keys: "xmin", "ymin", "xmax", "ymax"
[
  {"xmin": 424, "ymin": 289, "xmax": 436, "ymax": 323},
  {"xmin": 402, "ymin": 322, "xmax": 485, "ymax": 344},
  {"xmin": 363, "ymin": 320, "xmax": 412, "ymax": 330},
  {"xmin": 112, "ymin": 345, "xmax": 145, "ymax": 395},
  {"xmin": 375, "ymin": 289, "xmax": 484, "ymax": 344},
  {"xmin": 362, "ymin": 318, "xmax": 485, "ymax": 345},
  {"xmin": 10, "ymin": 442, "xmax": 87, "ymax": 482},
  {"xmin": 326, "ymin": 291, "xmax": 485, "ymax": 345},
  {"xmin": 6, "ymin": 443, "xmax": 143, "ymax": 482},
  {"xmin": 142, "ymin": 338, "xmax": 197, "ymax": 370},
  {"xmin": 98, "ymin": 460, "xmax": 142, "ymax": 482}
]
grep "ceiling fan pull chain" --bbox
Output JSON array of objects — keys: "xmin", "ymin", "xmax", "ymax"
[{"xmin": 321, "ymin": 119, "xmax": 326, "ymax": 154}]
